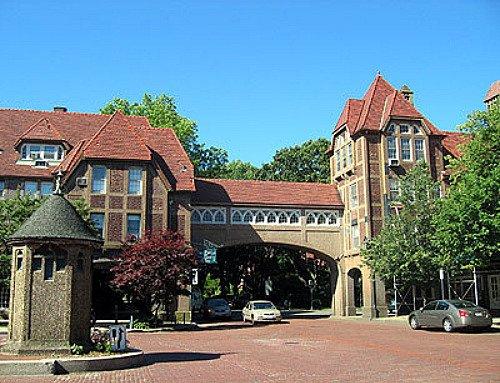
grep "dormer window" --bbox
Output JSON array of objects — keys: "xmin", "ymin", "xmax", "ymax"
[{"xmin": 20, "ymin": 144, "xmax": 64, "ymax": 162}]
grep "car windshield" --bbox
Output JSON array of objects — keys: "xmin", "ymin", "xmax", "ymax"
[
  {"xmin": 449, "ymin": 300, "xmax": 477, "ymax": 309},
  {"xmin": 254, "ymin": 302, "xmax": 275, "ymax": 310},
  {"xmin": 207, "ymin": 299, "xmax": 228, "ymax": 307}
]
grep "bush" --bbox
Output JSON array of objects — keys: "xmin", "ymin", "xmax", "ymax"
[
  {"xmin": 132, "ymin": 320, "xmax": 150, "ymax": 330},
  {"xmin": 0, "ymin": 307, "xmax": 8, "ymax": 320},
  {"xmin": 70, "ymin": 344, "xmax": 85, "ymax": 355},
  {"xmin": 90, "ymin": 328, "xmax": 111, "ymax": 352}
]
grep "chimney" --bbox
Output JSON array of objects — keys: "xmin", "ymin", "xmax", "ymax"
[
  {"xmin": 53, "ymin": 106, "xmax": 68, "ymax": 112},
  {"xmin": 400, "ymin": 85, "xmax": 414, "ymax": 105}
]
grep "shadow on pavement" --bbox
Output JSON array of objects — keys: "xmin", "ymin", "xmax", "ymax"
[
  {"xmin": 144, "ymin": 352, "xmax": 224, "ymax": 365},
  {"xmin": 196, "ymin": 321, "xmax": 290, "ymax": 331}
]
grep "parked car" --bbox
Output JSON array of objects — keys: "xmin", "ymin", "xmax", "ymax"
[
  {"xmin": 408, "ymin": 299, "xmax": 492, "ymax": 332},
  {"xmin": 242, "ymin": 300, "xmax": 282, "ymax": 325},
  {"xmin": 202, "ymin": 298, "xmax": 232, "ymax": 320}
]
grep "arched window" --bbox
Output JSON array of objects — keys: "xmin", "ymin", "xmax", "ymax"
[
  {"xmin": 306, "ymin": 213, "xmax": 316, "ymax": 225},
  {"xmin": 278, "ymin": 212, "xmax": 287, "ymax": 224},
  {"xmin": 328, "ymin": 213, "xmax": 337, "ymax": 225},
  {"xmin": 214, "ymin": 210, "xmax": 225, "ymax": 223},
  {"xmin": 255, "ymin": 212, "xmax": 265, "ymax": 223},
  {"xmin": 243, "ymin": 211, "xmax": 253, "ymax": 223},
  {"xmin": 192, "ymin": 210, "xmax": 201, "ymax": 223},
  {"xmin": 232, "ymin": 210, "xmax": 242, "ymax": 223},
  {"xmin": 290, "ymin": 212, "xmax": 299, "ymax": 224},
  {"xmin": 202, "ymin": 210, "xmax": 212, "ymax": 223},
  {"xmin": 267, "ymin": 212, "xmax": 276, "ymax": 223},
  {"xmin": 318, "ymin": 214, "xmax": 326, "ymax": 225}
]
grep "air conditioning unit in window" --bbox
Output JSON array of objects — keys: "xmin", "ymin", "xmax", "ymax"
[
  {"xmin": 34, "ymin": 160, "xmax": 48, "ymax": 168},
  {"xmin": 76, "ymin": 177, "xmax": 88, "ymax": 187},
  {"xmin": 389, "ymin": 159, "xmax": 400, "ymax": 167}
]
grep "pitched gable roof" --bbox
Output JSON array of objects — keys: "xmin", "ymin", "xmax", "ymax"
[
  {"xmin": 83, "ymin": 111, "xmax": 151, "ymax": 161},
  {"xmin": 193, "ymin": 178, "xmax": 343, "ymax": 208},
  {"xmin": 441, "ymin": 131, "xmax": 471, "ymax": 158},
  {"xmin": 484, "ymin": 80, "xmax": 500, "ymax": 103},
  {"xmin": 334, "ymin": 74, "xmax": 441, "ymax": 136},
  {"xmin": 16, "ymin": 117, "xmax": 65, "ymax": 147}
]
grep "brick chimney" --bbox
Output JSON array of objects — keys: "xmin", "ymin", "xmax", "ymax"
[
  {"xmin": 53, "ymin": 106, "xmax": 68, "ymax": 112},
  {"xmin": 400, "ymin": 85, "xmax": 414, "ymax": 105}
]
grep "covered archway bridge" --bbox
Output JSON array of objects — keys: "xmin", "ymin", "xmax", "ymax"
[{"xmin": 189, "ymin": 178, "xmax": 386, "ymax": 317}]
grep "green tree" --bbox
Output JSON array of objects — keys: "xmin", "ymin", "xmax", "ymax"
[
  {"xmin": 0, "ymin": 195, "xmax": 92, "ymax": 289},
  {"xmin": 218, "ymin": 160, "xmax": 259, "ymax": 180},
  {"xmin": 433, "ymin": 100, "xmax": 500, "ymax": 270},
  {"xmin": 361, "ymin": 163, "xmax": 440, "ymax": 285},
  {"xmin": 258, "ymin": 138, "xmax": 330, "ymax": 183},
  {"xmin": 100, "ymin": 94, "xmax": 229, "ymax": 178}
]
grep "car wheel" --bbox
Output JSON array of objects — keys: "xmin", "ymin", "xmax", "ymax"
[
  {"xmin": 409, "ymin": 316, "xmax": 420, "ymax": 330},
  {"xmin": 443, "ymin": 318, "xmax": 454, "ymax": 332}
]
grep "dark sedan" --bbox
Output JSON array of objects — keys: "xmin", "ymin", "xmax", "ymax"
[{"xmin": 409, "ymin": 299, "xmax": 492, "ymax": 332}]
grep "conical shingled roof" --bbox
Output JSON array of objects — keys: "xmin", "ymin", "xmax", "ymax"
[{"xmin": 9, "ymin": 194, "xmax": 102, "ymax": 244}]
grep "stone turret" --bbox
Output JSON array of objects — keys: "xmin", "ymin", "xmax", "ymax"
[{"xmin": 1, "ymin": 194, "xmax": 102, "ymax": 355}]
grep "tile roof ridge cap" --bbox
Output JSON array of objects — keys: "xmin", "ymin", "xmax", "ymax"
[
  {"xmin": 197, "ymin": 178, "xmax": 335, "ymax": 186},
  {"xmin": 82, "ymin": 112, "xmax": 116, "ymax": 151},
  {"xmin": 0, "ymin": 107, "xmax": 151, "ymax": 122},
  {"xmin": 357, "ymin": 75, "xmax": 383, "ymax": 132}
]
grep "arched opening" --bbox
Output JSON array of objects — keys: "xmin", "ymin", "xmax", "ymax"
[
  {"xmin": 193, "ymin": 243, "xmax": 336, "ymax": 315},
  {"xmin": 347, "ymin": 268, "xmax": 363, "ymax": 316}
]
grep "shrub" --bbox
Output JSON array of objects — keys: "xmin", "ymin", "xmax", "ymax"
[
  {"xmin": 90, "ymin": 328, "xmax": 111, "ymax": 352},
  {"xmin": 70, "ymin": 344, "xmax": 85, "ymax": 355}
]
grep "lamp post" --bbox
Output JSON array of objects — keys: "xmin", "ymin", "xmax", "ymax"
[{"xmin": 439, "ymin": 268, "xmax": 446, "ymax": 300}]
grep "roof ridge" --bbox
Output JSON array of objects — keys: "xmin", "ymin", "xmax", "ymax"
[
  {"xmin": 0, "ymin": 107, "xmax": 149, "ymax": 120},
  {"xmin": 197, "ymin": 178, "xmax": 334, "ymax": 186}
]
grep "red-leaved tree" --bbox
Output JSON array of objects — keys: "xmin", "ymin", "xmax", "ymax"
[{"xmin": 111, "ymin": 230, "xmax": 196, "ymax": 318}]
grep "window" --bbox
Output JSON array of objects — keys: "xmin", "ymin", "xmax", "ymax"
[
  {"xmin": 20, "ymin": 144, "xmax": 64, "ymax": 161},
  {"xmin": 347, "ymin": 143, "xmax": 353, "ymax": 167},
  {"xmin": 243, "ymin": 212, "xmax": 253, "ymax": 223},
  {"xmin": 401, "ymin": 138, "xmax": 411, "ymax": 161},
  {"xmin": 24, "ymin": 181, "xmax": 38, "ymax": 195},
  {"xmin": 387, "ymin": 137, "xmax": 397, "ymax": 160},
  {"xmin": 44, "ymin": 257, "xmax": 54, "ymax": 280},
  {"xmin": 422, "ymin": 301, "xmax": 437, "ymax": 311},
  {"xmin": 436, "ymin": 301, "xmax": 449, "ymax": 311},
  {"xmin": 399, "ymin": 124, "xmax": 410, "ymax": 134},
  {"xmin": 278, "ymin": 212, "xmax": 287, "ymax": 224},
  {"xmin": 335, "ymin": 150, "xmax": 341, "ymax": 172},
  {"xmin": 128, "ymin": 167, "xmax": 143, "ymax": 195},
  {"xmin": 290, "ymin": 213, "xmax": 299, "ymax": 224},
  {"xmin": 413, "ymin": 126, "xmax": 421, "ymax": 135},
  {"xmin": 91, "ymin": 166, "xmax": 106, "ymax": 194},
  {"xmin": 415, "ymin": 139, "xmax": 425, "ymax": 161},
  {"xmin": 16, "ymin": 250, "xmax": 23, "ymax": 270},
  {"xmin": 192, "ymin": 210, "xmax": 201, "ymax": 223},
  {"xmin": 40, "ymin": 182, "xmax": 53, "ymax": 196},
  {"xmin": 56, "ymin": 257, "xmax": 67, "ymax": 271},
  {"xmin": 44, "ymin": 146, "xmax": 56, "ymax": 160},
  {"xmin": 231, "ymin": 211, "xmax": 242, "ymax": 223},
  {"xmin": 214, "ymin": 210, "xmax": 225, "ymax": 223},
  {"xmin": 351, "ymin": 220, "xmax": 360, "ymax": 248},
  {"xmin": 387, "ymin": 124, "xmax": 395, "ymax": 134},
  {"xmin": 267, "ymin": 212, "xmax": 276, "ymax": 223},
  {"xmin": 33, "ymin": 256, "xmax": 42, "ymax": 271},
  {"xmin": 350, "ymin": 183, "xmax": 358, "ymax": 208},
  {"xmin": 306, "ymin": 214, "xmax": 315, "ymax": 225},
  {"xmin": 90, "ymin": 213, "xmax": 105, "ymax": 238},
  {"xmin": 389, "ymin": 178, "xmax": 400, "ymax": 201},
  {"xmin": 202, "ymin": 210, "xmax": 212, "ymax": 223},
  {"xmin": 127, "ymin": 214, "xmax": 141, "ymax": 238},
  {"xmin": 255, "ymin": 212, "xmax": 265, "ymax": 223},
  {"xmin": 318, "ymin": 214, "xmax": 326, "ymax": 225}
]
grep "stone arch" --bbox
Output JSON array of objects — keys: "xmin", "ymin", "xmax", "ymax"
[{"xmin": 346, "ymin": 267, "xmax": 363, "ymax": 316}]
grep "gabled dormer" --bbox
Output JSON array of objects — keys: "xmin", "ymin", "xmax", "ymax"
[{"xmin": 14, "ymin": 118, "xmax": 70, "ymax": 168}]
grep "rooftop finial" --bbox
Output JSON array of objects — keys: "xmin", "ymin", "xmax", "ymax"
[{"xmin": 54, "ymin": 169, "xmax": 64, "ymax": 195}]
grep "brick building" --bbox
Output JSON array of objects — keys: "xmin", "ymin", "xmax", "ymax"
[{"xmin": 0, "ymin": 74, "xmax": 495, "ymax": 317}]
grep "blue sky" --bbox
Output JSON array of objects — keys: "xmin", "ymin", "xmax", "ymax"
[{"xmin": 1, "ymin": 1, "xmax": 498, "ymax": 165}]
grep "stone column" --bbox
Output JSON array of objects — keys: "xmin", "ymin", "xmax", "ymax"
[
  {"xmin": 331, "ymin": 261, "xmax": 346, "ymax": 316},
  {"xmin": 361, "ymin": 271, "xmax": 388, "ymax": 319}
]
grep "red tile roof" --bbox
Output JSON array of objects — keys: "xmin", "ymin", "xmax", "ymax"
[
  {"xmin": 193, "ymin": 178, "xmax": 343, "ymax": 208},
  {"xmin": 0, "ymin": 109, "xmax": 194, "ymax": 190},
  {"xmin": 83, "ymin": 111, "xmax": 151, "ymax": 161},
  {"xmin": 334, "ymin": 74, "xmax": 440, "ymax": 135},
  {"xmin": 16, "ymin": 117, "xmax": 65, "ymax": 147},
  {"xmin": 484, "ymin": 80, "xmax": 500, "ymax": 102},
  {"xmin": 441, "ymin": 131, "xmax": 471, "ymax": 158}
]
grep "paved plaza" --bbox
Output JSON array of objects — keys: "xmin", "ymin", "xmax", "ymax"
[{"xmin": 1, "ymin": 318, "xmax": 499, "ymax": 382}]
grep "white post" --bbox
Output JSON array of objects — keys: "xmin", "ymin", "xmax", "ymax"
[
  {"xmin": 473, "ymin": 267, "xmax": 479, "ymax": 305},
  {"xmin": 393, "ymin": 275, "xmax": 398, "ymax": 316}
]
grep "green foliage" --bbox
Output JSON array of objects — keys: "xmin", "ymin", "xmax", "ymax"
[
  {"xmin": 70, "ymin": 343, "xmax": 85, "ymax": 355},
  {"xmin": 361, "ymin": 163, "xmax": 440, "ymax": 285},
  {"xmin": 100, "ymin": 93, "xmax": 229, "ymax": 178},
  {"xmin": 217, "ymin": 160, "xmax": 259, "ymax": 180},
  {"xmin": 203, "ymin": 273, "xmax": 221, "ymax": 298},
  {"xmin": 433, "ymin": 100, "xmax": 500, "ymax": 269},
  {"xmin": 258, "ymin": 138, "xmax": 330, "ymax": 183},
  {"xmin": 90, "ymin": 328, "xmax": 111, "ymax": 352},
  {"xmin": 132, "ymin": 320, "xmax": 151, "ymax": 330}
]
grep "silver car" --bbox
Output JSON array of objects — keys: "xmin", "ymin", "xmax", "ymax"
[{"xmin": 409, "ymin": 299, "xmax": 492, "ymax": 332}]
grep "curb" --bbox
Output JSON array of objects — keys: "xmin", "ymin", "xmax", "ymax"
[{"xmin": 0, "ymin": 350, "xmax": 144, "ymax": 376}]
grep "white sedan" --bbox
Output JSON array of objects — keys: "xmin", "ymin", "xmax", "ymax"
[{"xmin": 242, "ymin": 300, "xmax": 282, "ymax": 324}]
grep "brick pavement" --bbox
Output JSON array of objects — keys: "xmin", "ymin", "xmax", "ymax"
[{"xmin": 1, "ymin": 318, "xmax": 499, "ymax": 382}]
